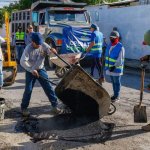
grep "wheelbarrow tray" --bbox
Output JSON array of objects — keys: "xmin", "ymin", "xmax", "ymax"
[
  {"xmin": 55, "ymin": 65, "xmax": 111, "ymax": 119},
  {"xmin": 50, "ymin": 53, "xmax": 82, "ymax": 68}
]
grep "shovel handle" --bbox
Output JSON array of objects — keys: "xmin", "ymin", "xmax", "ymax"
[
  {"xmin": 139, "ymin": 65, "xmax": 145, "ymax": 107},
  {"xmin": 50, "ymin": 49, "xmax": 72, "ymax": 68},
  {"xmin": 39, "ymin": 75, "xmax": 57, "ymax": 86}
]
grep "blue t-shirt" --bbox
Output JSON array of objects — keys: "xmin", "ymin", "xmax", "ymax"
[{"xmin": 90, "ymin": 30, "xmax": 103, "ymax": 58}]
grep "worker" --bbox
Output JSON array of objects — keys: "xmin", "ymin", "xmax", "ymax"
[
  {"xmin": 13, "ymin": 26, "xmax": 25, "ymax": 64},
  {"xmin": 25, "ymin": 25, "xmax": 34, "ymax": 46},
  {"xmin": 105, "ymin": 31, "xmax": 125, "ymax": 102},
  {"xmin": 113, "ymin": 27, "xmax": 122, "ymax": 42},
  {"xmin": 140, "ymin": 29, "xmax": 150, "ymax": 131},
  {"xmin": 86, "ymin": 24, "xmax": 103, "ymax": 83},
  {"xmin": 20, "ymin": 32, "xmax": 61, "ymax": 116},
  {"xmin": 0, "ymin": 36, "xmax": 5, "ymax": 91}
]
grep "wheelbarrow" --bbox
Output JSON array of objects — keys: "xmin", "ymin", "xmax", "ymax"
[
  {"xmin": 47, "ymin": 51, "xmax": 116, "ymax": 119},
  {"xmin": 50, "ymin": 53, "xmax": 83, "ymax": 78}
]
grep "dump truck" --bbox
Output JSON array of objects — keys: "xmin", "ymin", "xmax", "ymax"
[
  {"xmin": 32, "ymin": 0, "xmax": 91, "ymax": 68},
  {"xmin": 11, "ymin": 0, "xmax": 92, "ymax": 77}
]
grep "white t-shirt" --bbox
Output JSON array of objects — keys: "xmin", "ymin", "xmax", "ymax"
[
  {"xmin": 20, "ymin": 42, "xmax": 51, "ymax": 72},
  {"xmin": 0, "ymin": 36, "xmax": 5, "ymax": 61}
]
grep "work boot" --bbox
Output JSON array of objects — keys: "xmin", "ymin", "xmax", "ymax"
[
  {"xmin": 111, "ymin": 96, "xmax": 120, "ymax": 103},
  {"xmin": 22, "ymin": 109, "xmax": 30, "ymax": 117},
  {"xmin": 99, "ymin": 77, "xmax": 105, "ymax": 83},
  {"xmin": 111, "ymin": 96, "xmax": 115, "ymax": 100},
  {"xmin": 51, "ymin": 107, "xmax": 62, "ymax": 115},
  {"xmin": 142, "ymin": 124, "xmax": 150, "ymax": 131}
]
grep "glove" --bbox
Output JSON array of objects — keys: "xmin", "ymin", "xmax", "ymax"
[{"xmin": 109, "ymin": 66, "xmax": 116, "ymax": 72}]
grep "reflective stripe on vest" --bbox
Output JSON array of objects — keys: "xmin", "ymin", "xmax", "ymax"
[
  {"xmin": 105, "ymin": 42, "xmax": 124, "ymax": 73},
  {"xmin": 91, "ymin": 42, "xmax": 102, "ymax": 51}
]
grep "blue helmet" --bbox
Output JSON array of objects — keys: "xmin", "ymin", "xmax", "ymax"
[{"xmin": 90, "ymin": 24, "xmax": 98, "ymax": 30}]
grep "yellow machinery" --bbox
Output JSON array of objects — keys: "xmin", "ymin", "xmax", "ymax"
[{"xmin": 3, "ymin": 12, "xmax": 17, "ymax": 86}]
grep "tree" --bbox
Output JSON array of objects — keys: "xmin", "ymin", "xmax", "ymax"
[{"xmin": 73, "ymin": 0, "xmax": 116, "ymax": 5}]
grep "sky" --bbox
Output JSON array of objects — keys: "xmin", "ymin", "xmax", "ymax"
[{"xmin": 0, "ymin": 0, "xmax": 19, "ymax": 8}]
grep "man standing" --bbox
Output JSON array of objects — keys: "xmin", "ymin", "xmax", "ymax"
[
  {"xmin": 0, "ymin": 36, "xmax": 5, "ymax": 91},
  {"xmin": 86, "ymin": 24, "xmax": 103, "ymax": 83},
  {"xmin": 20, "ymin": 32, "xmax": 61, "ymax": 116},
  {"xmin": 105, "ymin": 31, "xmax": 125, "ymax": 102},
  {"xmin": 25, "ymin": 25, "xmax": 34, "ymax": 46},
  {"xmin": 13, "ymin": 26, "xmax": 25, "ymax": 64},
  {"xmin": 140, "ymin": 29, "xmax": 150, "ymax": 131}
]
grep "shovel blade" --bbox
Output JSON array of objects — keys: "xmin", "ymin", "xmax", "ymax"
[{"xmin": 134, "ymin": 105, "xmax": 147, "ymax": 123}]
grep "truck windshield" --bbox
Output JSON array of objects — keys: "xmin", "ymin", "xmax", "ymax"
[{"xmin": 49, "ymin": 11, "xmax": 87, "ymax": 24}]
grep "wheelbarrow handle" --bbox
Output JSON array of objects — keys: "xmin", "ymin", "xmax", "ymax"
[
  {"xmin": 39, "ymin": 75, "xmax": 57, "ymax": 86},
  {"xmin": 50, "ymin": 50, "xmax": 72, "ymax": 68}
]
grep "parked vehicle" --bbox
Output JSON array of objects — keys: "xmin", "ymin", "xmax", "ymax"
[{"xmin": 11, "ymin": 0, "xmax": 92, "ymax": 77}]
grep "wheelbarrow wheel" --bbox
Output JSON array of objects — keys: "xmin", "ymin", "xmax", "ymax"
[
  {"xmin": 108, "ymin": 103, "xmax": 116, "ymax": 115},
  {"xmin": 55, "ymin": 66, "xmax": 68, "ymax": 78}
]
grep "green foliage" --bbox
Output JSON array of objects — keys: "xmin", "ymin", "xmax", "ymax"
[
  {"xmin": 73, "ymin": 0, "xmax": 118, "ymax": 4},
  {"xmin": 73, "ymin": 0, "xmax": 101, "ymax": 5},
  {"xmin": 0, "ymin": 9, "xmax": 5, "ymax": 28}
]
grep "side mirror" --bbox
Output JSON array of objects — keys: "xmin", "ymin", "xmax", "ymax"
[{"xmin": 86, "ymin": 11, "xmax": 91, "ymax": 24}]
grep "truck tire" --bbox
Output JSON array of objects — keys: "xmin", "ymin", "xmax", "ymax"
[{"xmin": 45, "ymin": 38, "xmax": 56, "ymax": 68}]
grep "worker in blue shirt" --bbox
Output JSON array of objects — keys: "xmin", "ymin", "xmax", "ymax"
[{"xmin": 86, "ymin": 24, "xmax": 103, "ymax": 84}]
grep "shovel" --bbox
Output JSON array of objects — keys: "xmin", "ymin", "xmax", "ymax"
[{"xmin": 133, "ymin": 64, "xmax": 147, "ymax": 123}]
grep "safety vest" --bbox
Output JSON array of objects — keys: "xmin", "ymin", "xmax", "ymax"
[
  {"xmin": 15, "ymin": 32, "xmax": 25, "ymax": 45},
  {"xmin": 105, "ymin": 42, "xmax": 124, "ymax": 73},
  {"xmin": 90, "ymin": 39, "xmax": 102, "ymax": 57},
  {"xmin": 91, "ymin": 42, "xmax": 102, "ymax": 52}
]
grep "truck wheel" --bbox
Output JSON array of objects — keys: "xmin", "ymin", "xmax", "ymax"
[
  {"xmin": 55, "ymin": 66, "xmax": 69, "ymax": 78},
  {"xmin": 45, "ymin": 38, "xmax": 56, "ymax": 68}
]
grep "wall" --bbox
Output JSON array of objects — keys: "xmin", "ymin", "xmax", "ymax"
[
  {"xmin": 87, "ymin": 4, "xmax": 150, "ymax": 59},
  {"xmin": 0, "ymin": 24, "xmax": 6, "ymax": 38}
]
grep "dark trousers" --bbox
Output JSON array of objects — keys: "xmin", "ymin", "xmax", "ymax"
[
  {"xmin": 16, "ymin": 45, "xmax": 25, "ymax": 63},
  {"xmin": 21, "ymin": 68, "xmax": 58, "ymax": 110},
  {"xmin": 90, "ymin": 57, "xmax": 102, "ymax": 77}
]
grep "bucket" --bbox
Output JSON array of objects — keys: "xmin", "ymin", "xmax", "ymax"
[{"xmin": 0, "ymin": 98, "xmax": 5, "ymax": 120}]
